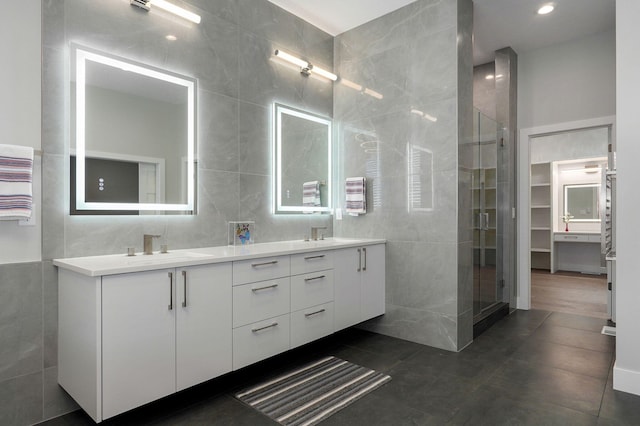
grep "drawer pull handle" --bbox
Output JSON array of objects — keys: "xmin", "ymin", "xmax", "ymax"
[
  {"xmin": 363, "ymin": 247, "xmax": 367, "ymax": 271},
  {"xmin": 252, "ymin": 283, "xmax": 279, "ymax": 292},
  {"xmin": 252, "ymin": 322, "xmax": 278, "ymax": 333},
  {"xmin": 565, "ymin": 236, "xmax": 579, "ymax": 239},
  {"xmin": 304, "ymin": 275, "xmax": 326, "ymax": 282},
  {"xmin": 182, "ymin": 270, "xmax": 187, "ymax": 308},
  {"xmin": 251, "ymin": 260, "xmax": 278, "ymax": 267},
  {"xmin": 304, "ymin": 255, "xmax": 326, "ymax": 260},
  {"xmin": 168, "ymin": 272, "xmax": 173, "ymax": 311},
  {"xmin": 305, "ymin": 309, "xmax": 326, "ymax": 318}
]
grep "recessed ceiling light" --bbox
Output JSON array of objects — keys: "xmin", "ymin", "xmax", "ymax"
[
  {"xmin": 485, "ymin": 74, "xmax": 495, "ymax": 80},
  {"xmin": 537, "ymin": 3, "xmax": 555, "ymax": 15},
  {"xmin": 165, "ymin": 34, "xmax": 177, "ymax": 41}
]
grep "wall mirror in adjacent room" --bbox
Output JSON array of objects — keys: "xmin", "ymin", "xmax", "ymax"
[
  {"xmin": 564, "ymin": 183, "xmax": 601, "ymax": 221},
  {"xmin": 70, "ymin": 44, "xmax": 196, "ymax": 215},
  {"xmin": 273, "ymin": 103, "xmax": 332, "ymax": 214}
]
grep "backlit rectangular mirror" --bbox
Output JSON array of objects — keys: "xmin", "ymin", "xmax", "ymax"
[
  {"xmin": 564, "ymin": 183, "xmax": 600, "ymax": 222},
  {"xmin": 71, "ymin": 44, "xmax": 196, "ymax": 214},
  {"xmin": 273, "ymin": 103, "xmax": 332, "ymax": 214}
]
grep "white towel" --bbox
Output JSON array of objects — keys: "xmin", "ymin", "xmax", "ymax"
[
  {"xmin": 345, "ymin": 177, "xmax": 366, "ymax": 215},
  {"xmin": 0, "ymin": 144, "xmax": 34, "ymax": 220},
  {"xmin": 303, "ymin": 180, "xmax": 321, "ymax": 207}
]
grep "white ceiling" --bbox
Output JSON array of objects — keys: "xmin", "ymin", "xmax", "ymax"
[
  {"xmin": 267, "ymin": 0, "xmax": 615, "ymax": 65},
  {"xmin": 473, "ymin": 0, "xmax": 615, "ymax": 65},
  {"xmin": 267, "ymin": 0, "xmax": 418, "ymax": 36}
]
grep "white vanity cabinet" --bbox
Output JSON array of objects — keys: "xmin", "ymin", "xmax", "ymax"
[
  {"xmin": 232, "ymin": 255, "xmax": 291, "ymax": 369},
  {"xmin": 56, "ymin": 239, "xmax": 385, "ymax": 423},
  {"xmin": 101, "ymin": 268, "xmax": 176, "ymax": 419},
  {"xmin": 334, "ymin": 244, "xmax": 385, "ymax": 330},
  {"xmin": 290, "ymin": 251, "xmax": 335, "ymax": 348},
  {"xmin": 59, "ymin": 263, "xmax": 232, "ymax": 422}
]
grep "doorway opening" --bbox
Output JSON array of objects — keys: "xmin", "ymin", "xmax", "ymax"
[{"xmin": 518, "ymin": 117, "xmax": 615, "ymax": 320}]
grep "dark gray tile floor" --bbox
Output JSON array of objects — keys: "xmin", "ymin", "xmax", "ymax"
[{"xmin": 39, "ymin": 310, "xmax": 640, "ymax": 425}]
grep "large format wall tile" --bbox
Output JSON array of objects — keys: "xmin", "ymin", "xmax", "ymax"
[
  {"xmin": 238, "ymin": 101, "xmax": 271, "ymax": 176},
  {"xmin": 198, "ymin": 90, "xmax": 240, "ymax": 173},
  {"xmin": 0, "ymin": 263, "xmax": 43, "ymax": 382},
  {"xmin": 359, "ymin": 304, "xmax": 458, "ymax": 351},
  {"xmin": 335, "ymin": 0, "xmax": 473, "ymax": 350},
  {"xmin": 43, "ymin": 367, "xmax": 78, "ymax": 420},
  {"xmin": 41, "ymin": 0, "xmax": 335, "ymax": 260},
  {"xmin": 0, "ymin": 372, "xmax": 43, "ymax": 426},
  {"xmin": 43, "ymin": 261, "xmax": 59, "ymax": 369}
]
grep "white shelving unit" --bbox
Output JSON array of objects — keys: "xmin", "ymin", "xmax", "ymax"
[{"xmin": 530, "ymin": 162, "xmax": 552, "ymax": 270}]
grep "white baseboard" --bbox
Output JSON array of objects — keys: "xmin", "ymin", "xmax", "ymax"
[{"xmin": 613, "ymin": 362, "xmax": 640, "ymax": 396}]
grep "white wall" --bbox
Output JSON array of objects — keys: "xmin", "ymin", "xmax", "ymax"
[
  {"xmin": 518, "ymin": 30, "xmax": 615, "ymax": 129},
  {"xmin": 0, "ymin": 2, "xmax": 42, "ymax": 264},
  {"xmin": 530, "ymin": 126, "xmax": 609, "ymax": 164},
  {"xmin": 614, "ymin": 0, "xmax": 640, "ymax": 396}
]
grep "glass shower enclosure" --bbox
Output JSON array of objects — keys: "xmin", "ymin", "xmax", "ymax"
[{"xmin": 472, "ymin": 109, "xmax": 509, "ymax": 324}]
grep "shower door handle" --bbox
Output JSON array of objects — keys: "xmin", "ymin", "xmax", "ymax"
[{"xmin": 478, "ymin": 213, "xmax": 489, "ymax": 231}]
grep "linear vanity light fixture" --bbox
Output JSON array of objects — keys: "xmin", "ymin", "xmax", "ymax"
[
  {"xmin": 130, "ymin": 0, "xmax": 201, "ymax": 24},
  {"xmin": 273, "ymin": 49, "xmax": 338, "ymax": 81}
]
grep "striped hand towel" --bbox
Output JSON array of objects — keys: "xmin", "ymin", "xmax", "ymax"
[
  {"xmin": 303, "ymin": 180, "xmax": 321, "ymax": 207},
  {"xmin": 0, "ymin": 144, "xmax": 34, "ymax": 220},
  {"xmin": 345, "ymin": 177, "xmax": 366, "ymax": 215}
]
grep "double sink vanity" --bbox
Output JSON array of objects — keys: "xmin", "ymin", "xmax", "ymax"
[{"xmin": 54, "ymin": 238, "xmax": 385, "ymax": 423}]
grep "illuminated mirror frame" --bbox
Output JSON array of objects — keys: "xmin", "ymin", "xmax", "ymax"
[
  {"xmin": 273, "ymin": 103, "xmax": 332, "ymax": 214},
  {"xmin": 73, "ymin": 44, "xmax": 196, "ymax": 213},
  {"xmin": 564, "ymin": 183, "xmax": 601, "ymax": 222}
]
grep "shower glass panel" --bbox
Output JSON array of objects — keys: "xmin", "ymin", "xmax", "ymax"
[{"xmin": 473, "ymin": 109, "xmax": 505, "ymax": 322}]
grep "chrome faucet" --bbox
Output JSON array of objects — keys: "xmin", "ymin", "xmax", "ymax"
[
  {"xmin": 310, "ymin": 226, "xmax": 327, "ymax": 241},
  {"xmin": 143, "ymin": 234, "xmax": 161, "ymax": 255}
]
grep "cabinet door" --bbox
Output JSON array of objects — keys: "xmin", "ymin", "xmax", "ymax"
[
  {"xmin": 333, "ymin": 247, "xmax": 362, "ymax": 330},
  {"xmin": 102, "ymin": 269, "xmax": 176, "ymax": 420},
  {"xmin": 176, "ymin": 263, "xmax": 232, "ymax": 391},
  {"xmin": 361, "ymin": 244, "xmax": 386, "ymax": 321}
]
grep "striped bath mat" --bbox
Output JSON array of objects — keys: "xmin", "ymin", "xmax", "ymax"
[{"xmin": 235, "ymin": 356, "xmax": 391, "ymax": 426}]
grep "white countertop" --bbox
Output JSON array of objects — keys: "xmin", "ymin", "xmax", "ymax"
[{"xmin": 53, "ymin": 238, "xmax": 386, "ymax": 277}]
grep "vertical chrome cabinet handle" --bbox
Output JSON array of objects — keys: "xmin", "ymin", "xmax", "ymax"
[
  {"xmin": 182, "ymin": 270, "xmax": 187, "ymax": 307},
  {"xmin": 363, "ymin": 247, "xmax": 367, "ymax": 271},
  {"xmin": 168, "ymin": 272, "xmax": 173, "ymax": 310},
  {"xmin": 357, "ymin": 248, "xmax": 362, "ymax": 272}
]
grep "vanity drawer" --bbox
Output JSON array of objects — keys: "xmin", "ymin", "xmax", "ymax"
[
  {"xmin": 588, "ymin": 234, "xmax": 601, "ymax": 243},
  {"xmin": 233, "ymin": 278, "xmax": 290, "ymax": 328},
  {"xmin": 290, "ymin": 303, "xmax": 334, "ymax": 349},
  {"xmin": 290, "ymin": 270, "xmax": 334, "ymax": 312},
  {"xmin": 233, "ymin": 314, "xmax": 290, "ymax": 370},
  {"xmin": 290, "ymin": 251, "xmax": 333, "ymax": 275},
  {"xmin": 233, "ymin": 255, "xmax": 290, "ymax": 285},
  {"xmin": 554, "ymin": 233, "xmax": 589, "ymax": 242}
]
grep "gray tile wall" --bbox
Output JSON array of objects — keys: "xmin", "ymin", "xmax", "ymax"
[
  {"xmin": 495, "ymin": 47, "xmax": 518, "ymax": 311},
  {"xmin": 456, "ymin": 0, "xmax": 474, "ymax": 350},
  {"xmin": 44, "ymin": 0, "xmax": 334, "ymax": 258},
  {"xmin": 473, "ymin": 62, "xmax": 497, "ymax": 121},
  {"xmin": 0, "ymin": 1, "xmax": 336, "ymax": 425},
  {"xmin": 333, "ymin": 0, "xmax": 474, "ymax": 351}
]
